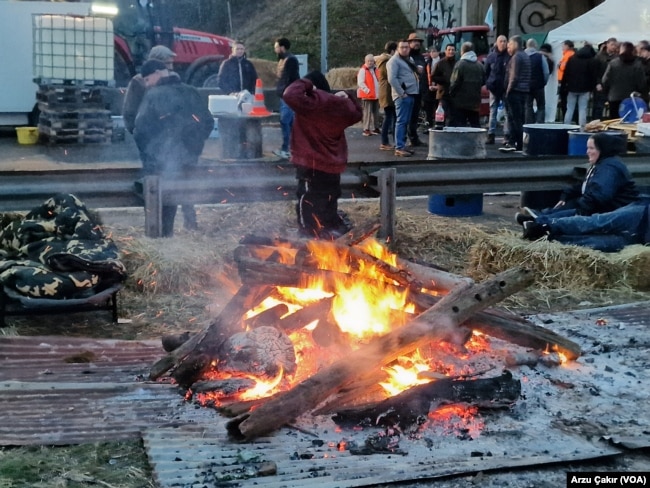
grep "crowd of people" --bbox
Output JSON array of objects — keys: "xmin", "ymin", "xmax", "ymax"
[
  {"xmin": 121, "ymin": 33, "xmax": 650, "ymax": 244},
  {"xmin": 351, "ymin": 34, "xmax": 650, "ymax": 156}
]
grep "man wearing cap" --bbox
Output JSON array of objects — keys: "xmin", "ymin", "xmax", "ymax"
[
  {"xmin": 133, "ymin": 59, "xmax": 214, "ymax": 237},
  {"xmin": 122, "ymin": 45, "xmax": 178, "ymax": 134},
  {"xmin": 216, "ymin": 41, "xmax": 258, "ymax": 95},
  {"xmin": 406, "ymin": 32, "xmax": 426, "ymax": 147}
]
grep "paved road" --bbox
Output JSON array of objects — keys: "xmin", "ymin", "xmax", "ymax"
[{"xmin": 0, "ymin": 122, "xmax": 514, "ymax": 171}]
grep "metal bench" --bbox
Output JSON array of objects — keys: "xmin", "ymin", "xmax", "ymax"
[{"xmin": 0, "ymin": 283, "xmax": 122, "ymax": 327}]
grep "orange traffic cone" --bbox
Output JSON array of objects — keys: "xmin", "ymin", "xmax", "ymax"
[{"xmin": 248, "ymin": 78, "xmax": 272, "ymax": 116}]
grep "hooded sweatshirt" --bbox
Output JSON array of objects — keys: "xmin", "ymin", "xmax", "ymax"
[{"xmin": 449, "ymin": 51, "xmax": 485, "ymax": 111}]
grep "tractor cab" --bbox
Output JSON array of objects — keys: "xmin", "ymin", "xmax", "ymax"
[{"xmin": 427, "ymin": 25, "xmax": 491, "ymax": 61}]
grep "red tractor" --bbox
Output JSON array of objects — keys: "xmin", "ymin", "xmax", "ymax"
[{"xmin": 108, "ymin": 0, "xmax": 234, "ymax": 87}]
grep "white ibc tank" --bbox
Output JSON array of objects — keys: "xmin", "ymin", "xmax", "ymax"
[{"xmin": 33, "ymin": 15, "xmax": 114, "ymax": 82}]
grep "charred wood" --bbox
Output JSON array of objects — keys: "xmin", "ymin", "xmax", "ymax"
[
  {"xmin": 161, "ymin": 331, "xmax": 193, "ymax": 352},
  {"xmin": 332, "ymin": 371, "xmax": 521, "ymax": 428}
]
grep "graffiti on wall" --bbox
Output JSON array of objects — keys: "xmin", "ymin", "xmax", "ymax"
[
  {"xmin": 417, "ymin": 0, "xmax": 459, "ymax": 30},
  {"xmin": 518, "ymin": 0, "xmax": 563, "ymax": 33}
]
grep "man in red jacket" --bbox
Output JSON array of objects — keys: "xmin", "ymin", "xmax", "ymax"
[{"xmin": 283, "ymin": 71, "xmax": 363, "ymax": 240}]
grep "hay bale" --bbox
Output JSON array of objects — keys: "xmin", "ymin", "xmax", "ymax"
[
  {"xmin": 327, "ymin": 67, "xmax": 358, "ymax": 90},
  {"xmin": 250, "ymin": 58, "xmax": 278, "ymax": 89},
  {"xmin": 607, "ymin": 244, "xmax": 650, "ymax": 290},
  {"xmin": 467, "ymin": 231, "xmax": 645, "ymax": 291}
]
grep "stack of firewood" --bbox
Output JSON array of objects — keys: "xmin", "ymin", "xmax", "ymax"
[{"xmin": 149, "ymin": 224, "xmax": 581, "ymax": 442}]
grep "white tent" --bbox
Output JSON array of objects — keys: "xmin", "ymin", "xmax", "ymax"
[{"xmin": 544, "ymin": 0, "xmax": 650, "ymax": 122}]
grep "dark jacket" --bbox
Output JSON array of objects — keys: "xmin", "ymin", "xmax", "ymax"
[
  {"xmin": 122, "ymin": 71, "xmax": 181, "ymax": 134},
  {"xmin": 527, "ymin": 51, "xmax": 548, "ymax": 92},
  {"xmin": 283, "ymin": 78, "xmax": 362, "ymax": 175},
  {"xmin": 561, "ymin": 133, "xmax": 639, "ymax": 215},
  {"xmin": 216, "ymin": 55, "xmax": 258, "ymax": 94},
  {"xmin": 484, "ymin": 47, "xmax": 510, "ymax": 97},
  {"xmin": 505, "ymin": 50, "xmax": 531, "ymax": 94},
  {"xmin": 431, "ymin": 56, "xmax": 456, "ymax": 101},
  {"xmin": 449, "ymin": 51, "xmax": 485, "ymax": 111},
  {"xmin": 133, "ymin": 76, "xmax": 214, "ymax": 175},
  {"xmin": 276, "ymin": 52, "xmax": 301, "ymax": 96},
  {"xmin": 562, "ymin": 45, "xmax": 599, "ymax": 94},
  {"xmin": 602, "ymin": 57, "xmax": 648, "ymax": 103},
  {"xmin": 410, "ymin": 48, "xmax": 428, "ymax": 96}
]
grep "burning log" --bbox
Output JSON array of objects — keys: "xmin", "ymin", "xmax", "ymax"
[
  {"xmin": 275, "ymin": 297, "xmax": 334, "ymax": 332},
  {"xmin": 244, "ymin": 303, "xmax": 289, "ymax": 329},
  {"xmin": 225, "ymin": 266, "xmax": 534, "ymax": 441},
  {"xmin": 150, "ymin": 285, "xmax": 273, "ymax": 384},
  {"xmin": 414, "ymin": 295, "xmax": 582, "ymax": 360},
  {"xmin": 331, "ymin": 370, "xmax": 521, "ymax": 428}
]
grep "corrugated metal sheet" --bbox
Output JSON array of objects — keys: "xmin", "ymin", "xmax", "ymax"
[
  {"xmin": 0, "ymin": 335, "xmax": 190, "ymax": 446},
  {"xmin": 141, "ymin": 424, "xmax": 620, "ymax": 488}
]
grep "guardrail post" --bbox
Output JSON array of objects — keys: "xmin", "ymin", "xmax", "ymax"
[
  {"xmin": 378, "ymin": 168, "xmax": 396, "ymax": 242},
  {"xmin": 143, "ymin": 175, "xmax": 162, "ymax": 238}
]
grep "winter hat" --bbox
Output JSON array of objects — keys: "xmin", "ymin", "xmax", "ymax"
[
  {"xmin": 148, "ymin": 45, "xmax": 176, "ymax": 62},
  {"xmin": 141, "ymin": 59, "xmax": 167, "ymax": 78},
  {"xmin": 304, "ymin": 70, "xmax": 331, "ymax": 92}
]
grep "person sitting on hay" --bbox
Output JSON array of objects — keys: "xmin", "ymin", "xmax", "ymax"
[
  {"xmin": 521, "ymin": 200, "xmax": 650, "ymax": 252},
  {"xmin": 516, "ymin": 132, "xmax": 639, "ymax": 225}
]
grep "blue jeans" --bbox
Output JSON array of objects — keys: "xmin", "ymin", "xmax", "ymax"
[
  {"xmin": 564, "ymin": 92, "xmax": 590, "ymax": 128},
  {"xmin": 488, "ymin": 92, "xmax": 508, "ymax": 137},
  {"xmin": 381, "ymin": 105, "xmax": 396, "ymax": 146},
  {"xmin": 279, "ymin": 99, "xmax": 294, "ymax": 152},
  {"xmin": 394, "ymin": 95, "xmax": 414, "ymax": 150},
  {"xmin": 538, "ymin": 204, "xmax": 647, "ymax": 252}
]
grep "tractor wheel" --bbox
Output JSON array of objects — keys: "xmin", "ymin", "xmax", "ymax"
[{"xmin": 188, "ymin": 61, "xmax": 221, "ymax": 88}]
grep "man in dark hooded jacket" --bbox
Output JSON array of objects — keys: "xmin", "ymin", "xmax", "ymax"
[{"xmin": 134, "ymin": 59, "xmax": 214, "ymax": 237}]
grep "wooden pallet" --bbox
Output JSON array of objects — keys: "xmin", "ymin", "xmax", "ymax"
[
  {"xmin": 38, "ymin": 107, "xmax": 112, "ymax": 144},
  {"xmin": 37, "ymin": 87, "xmax": 105, "ymax": 110},
  {"xmin": 38, "ymin": 128, "xmax": 112, "ymax": 145},
  {"xmin": 39, "ymin": 108, "xmax": 112, "ymax": 130}
]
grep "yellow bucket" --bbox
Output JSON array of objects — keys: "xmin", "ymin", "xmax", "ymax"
[{"xmin": 16, "ymin": 126, "xmax": 39, "ymax": 145}]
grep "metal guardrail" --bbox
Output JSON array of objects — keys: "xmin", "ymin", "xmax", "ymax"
[{"xmin": 1, "ymin": 154, "xmax": 649, "ymax": 211}]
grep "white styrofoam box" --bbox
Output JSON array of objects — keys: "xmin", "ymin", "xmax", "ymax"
[
  {"xmin": 33, "ymin": 14, "xmax": 114, "ymax": 82},
  {"xmin": 208, "ymin": 95, "xmax": 239, "ymax": 114},
  {"xmin": 636, "ymin": 123, "xmax": 650, "ymax": 137}
]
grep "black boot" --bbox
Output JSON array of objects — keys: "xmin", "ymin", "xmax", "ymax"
[{"xmin": 522, "ymin": 221, "xmax": 549, "ymax": 240}]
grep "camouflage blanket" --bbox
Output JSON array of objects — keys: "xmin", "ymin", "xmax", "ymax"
[{"xmin": 0, "ymin": 194, "xmax": 126, "ymax": 300}]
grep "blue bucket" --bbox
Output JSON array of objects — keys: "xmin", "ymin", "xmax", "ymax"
[
  {"xmin": 428, "ymin": 194, "xmax": 483, "ymax": 217},
  {"xmin": 568, "ymin": 130, "xmax": 628, "ymax": 156}
]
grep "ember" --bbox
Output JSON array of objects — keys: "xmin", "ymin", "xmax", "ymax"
[{"xmin": 150, "ymin": 229, "xmax": 581, "ymax": 442}]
